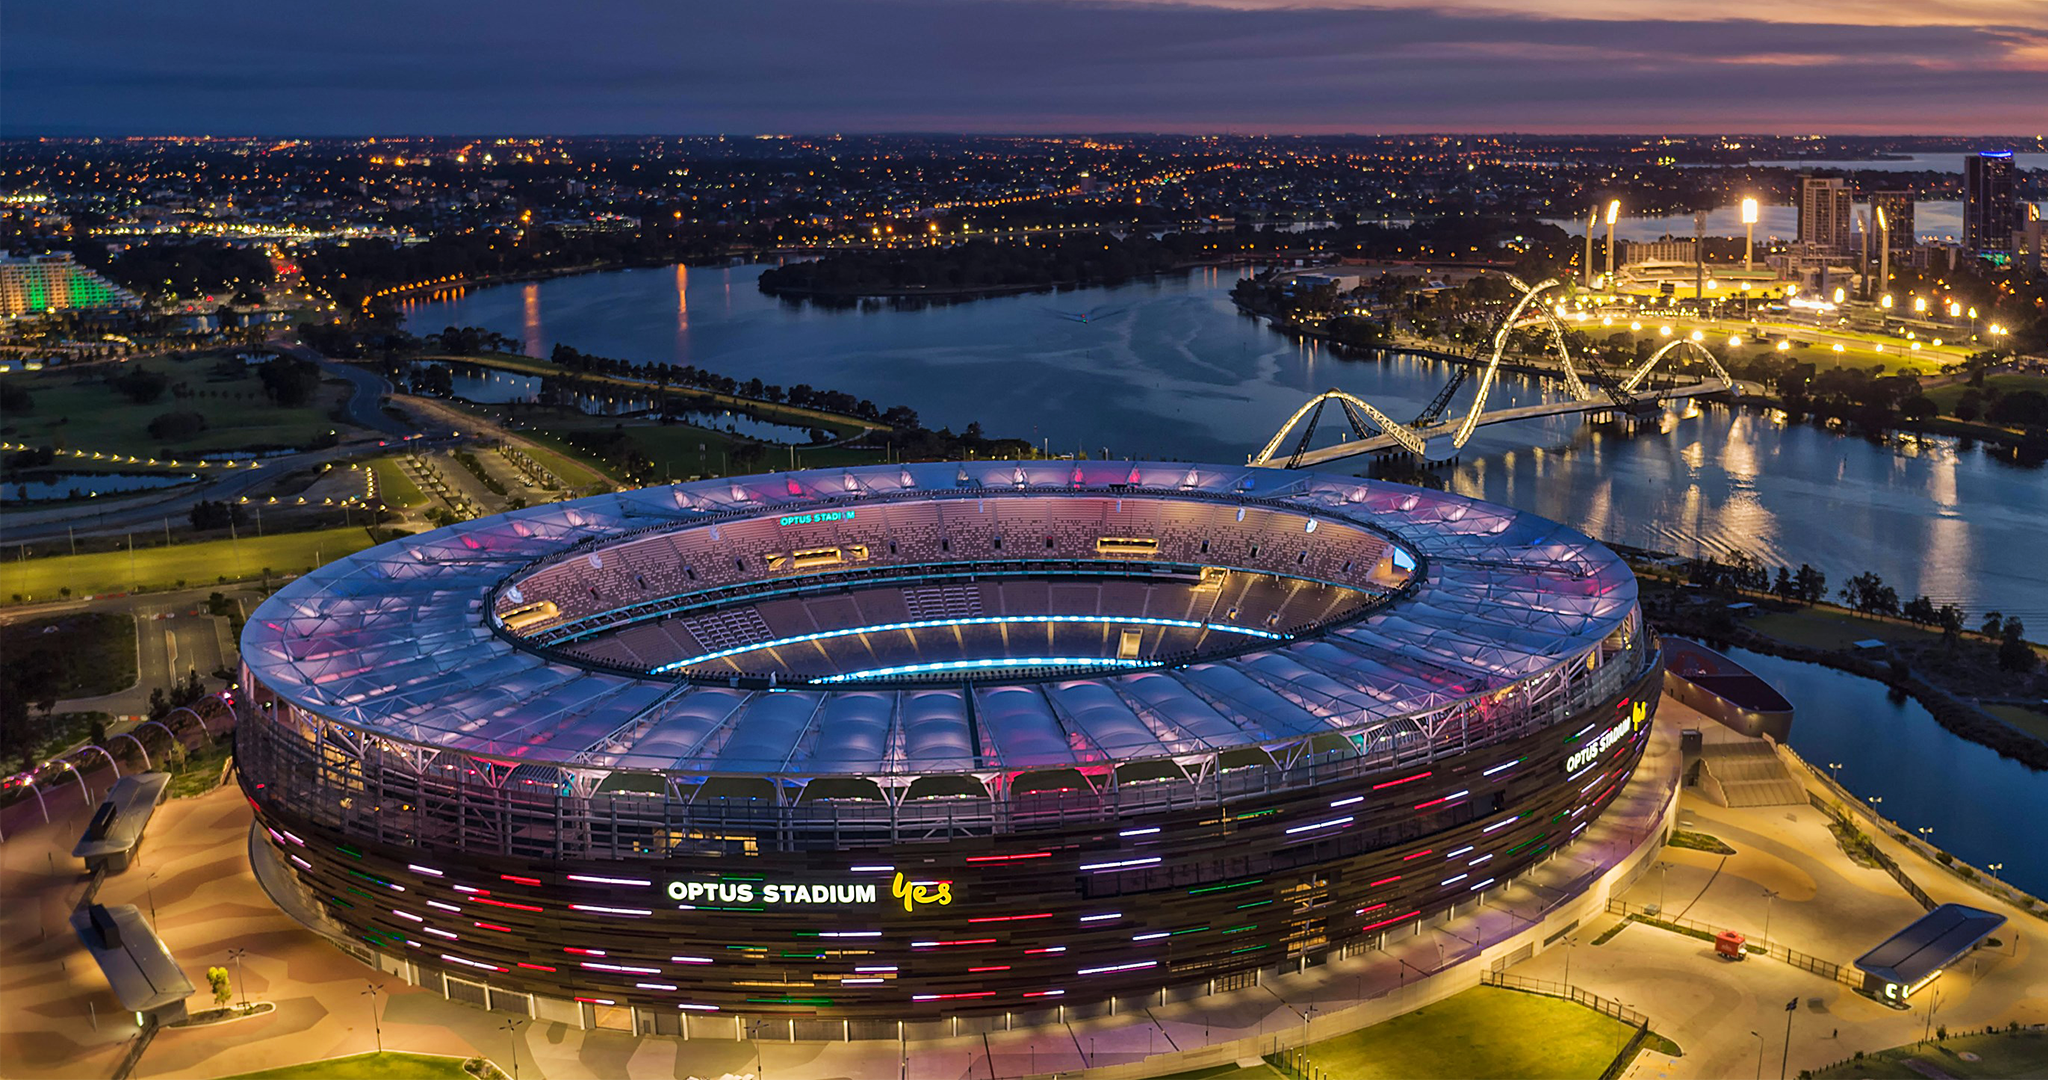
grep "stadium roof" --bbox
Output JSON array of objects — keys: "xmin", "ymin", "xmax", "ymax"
[{"xmin": 242, "ymin": 461, "xmax": 1638, "ymax": 779}]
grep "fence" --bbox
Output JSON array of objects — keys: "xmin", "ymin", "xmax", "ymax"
[
  {"xmin": 1605, "ymin": 898, "xmax": 1860, "ymax": 988},
  {"xmin": 1803, "ymin": 793, "xmax": 1938, "ymax": 912}
]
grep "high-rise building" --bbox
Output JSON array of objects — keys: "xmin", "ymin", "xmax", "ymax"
[
  {"xmin": 1869, "ymin": 191, "xmax": 1916, "ymax": 254},
  {"xmin": 1963, "ymin": 151, "xmax": 2017, "ymax": 255},
  {"xmin": 0, "ymin": 253, "xmax": 141, "ymax": 317},
  {"xmin": 1797, "ymin": 176, "xmax": 1856, "ymax": 255}
]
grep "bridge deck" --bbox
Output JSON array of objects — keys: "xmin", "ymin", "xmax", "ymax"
[{"xmin": 1283, "ymin": 381, "xmax": 1733, "ymax": 467}]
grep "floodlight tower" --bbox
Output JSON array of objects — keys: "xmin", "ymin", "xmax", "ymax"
[
  {"xmin": 1604, "ymin": 199, "xmax": 1621, "ymax": 284},
  {"xmin": 1584, "ymin": 205, "xmax": 1598, "ymax": 287},
  {"xmin": 1741, "ymin": 197, "xmax": 1759, "ymax": 273},
  {"xmin": 1875, "ymin": 205, "xmax": 1891, "ymax": 303}
]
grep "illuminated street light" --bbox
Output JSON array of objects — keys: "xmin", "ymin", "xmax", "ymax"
[
  {"xmin": 1881, "ymin": 295, "xmax": 1894, "ymax": 310},
  {"xmin": 1913, "ymin": 297, "xmax": 1928, "ymax": 314}
]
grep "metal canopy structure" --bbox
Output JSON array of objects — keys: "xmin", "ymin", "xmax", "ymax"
[{"xmin": 243, "ymin": 461, "xmax": 1638, "ymax": 782}]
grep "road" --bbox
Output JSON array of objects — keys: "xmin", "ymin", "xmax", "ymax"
[
  {"xmin": 270, "ymin": 336, "xmax": 415, "ymax": 437},
  {"xmin": 0, "ymin": 585, "xmax": 252, "ymax": 719}
]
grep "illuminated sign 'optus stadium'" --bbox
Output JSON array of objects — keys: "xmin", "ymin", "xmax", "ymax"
[
  {"xmin": 1565, "ymin": 714, "xmax": 1634, "ymax": 773},
  {"xmin": 778, "ymin": 510, "xmax": 856, "ymax": 527},
  {"xmin": 666, "ymin": 873, "xmax": 955, "ymax": 912}
]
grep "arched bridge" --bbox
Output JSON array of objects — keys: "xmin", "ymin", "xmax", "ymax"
[{"xmin": 1252, "ymin": 276, "xmax": 1733, "ymax": 468}]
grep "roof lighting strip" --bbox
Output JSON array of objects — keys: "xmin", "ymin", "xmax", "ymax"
[
  {"xmin": 650, "ymin": 615, "xmax": 1284, "ymax": 672},
  {"xmin": 813, "ymin": 657, "xmax": 1154, "ymax": 683}
]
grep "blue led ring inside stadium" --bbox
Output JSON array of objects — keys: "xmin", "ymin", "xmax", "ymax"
[
  {"xmin": 811, "ymin": 657, "xmax": 1156, "ymax": 684},
  {"xmin": 650, "ymin": 615, "xmax": 1284, "ymax": 674}
]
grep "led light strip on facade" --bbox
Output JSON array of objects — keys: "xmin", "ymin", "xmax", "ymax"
[
  {"xmin": 811, "ymin": 657, "xmax": 1155, "ymax": 683},
  {"xmin": 651, "ymin": 615, "xmax": 1284, "ymax": 673}
]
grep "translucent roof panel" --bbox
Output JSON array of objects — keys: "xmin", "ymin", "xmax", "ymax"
[{"xmin": 243, "ymin": 461, "xmax": 1639, "ymax": 778}]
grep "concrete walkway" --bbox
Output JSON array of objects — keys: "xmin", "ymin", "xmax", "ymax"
[{"xmin": 1507, "ymin": 700, "xmax": 2048, "ymax": 1080}]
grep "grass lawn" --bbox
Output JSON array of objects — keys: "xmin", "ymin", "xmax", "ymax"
[
  {"xmin": 0, "ymin": 354, "xmax": 352, "ymax": 457},
  {"xmin": 0, "ymin": 526, "xmax": 377, "ymax": 602},
  {"xmin": 1984, "ymin": 704, "xmax": 2048, "ymax": 744},
  {"xmin": 367, "ymin": 457, "xmax": 427, "ymax": 508},
  {"xmin": 1924, "ymin": 374, "xmax": 2048, "ymax": 415},
  {"xmin": 1809, "ymin": 1030, "xmax": 2048, "ymax": 1079},
  {"xmin": 504, "ymin": 437, "xmax": 606, "ymax": 490},
  {"xmin": 0, "ymin": 611, "xmax": 136, "ymax": 697},
  {"xmin": 1298, "ymin": 986, "xmax": 1640, "ymax": 1080},
  {"xmin": 221, "ymin": 1050, "xmax": 478, "ymax": 1080},
  {"xmin": 165, "ymin": 733, "xmax": 236, "ymax": 798},
  {"xmin": 1746, "ymin": 607, "xmax": 1941, "ymax": 652}
]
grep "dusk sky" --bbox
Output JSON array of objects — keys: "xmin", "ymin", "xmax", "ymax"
[{"xmin": 5, "ymin": 0, "xmax": 2045, "ymax": 135}]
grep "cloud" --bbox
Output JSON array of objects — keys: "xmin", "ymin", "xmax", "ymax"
[{"xmin": 2, "ymin": 0, "xmax": 2041, "ymax": 134}]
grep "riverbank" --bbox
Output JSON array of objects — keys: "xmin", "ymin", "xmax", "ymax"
[
  {"xmin": 407, "ymin": 351, "xmax": 892, "ymax": 440},
  {"xmin": 1637, "ymin": 577, "xmax": 2048, "ymax": 771},
  {"xmin": 755, "ymin": 255, "xmax": 1259, "ymax": 303}
]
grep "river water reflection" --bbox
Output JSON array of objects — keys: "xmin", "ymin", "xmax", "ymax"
[{"xmin": 404, "ymin": 263, "xmax": 2047, "ymax": 623}]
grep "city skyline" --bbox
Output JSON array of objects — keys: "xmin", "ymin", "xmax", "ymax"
[{"xmin": 4, "ymin": 0, "xmax": 2046, "ymax": 136}]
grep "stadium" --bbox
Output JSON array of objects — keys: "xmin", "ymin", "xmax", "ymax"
[{"xmin": 236, "ymin": 460, "xmax": 1660, "ymax": 1034}]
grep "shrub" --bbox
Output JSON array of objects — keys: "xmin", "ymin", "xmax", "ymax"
[{"xmin": 146, "ymin": 410, "xmax": 208, "ymax": 442}]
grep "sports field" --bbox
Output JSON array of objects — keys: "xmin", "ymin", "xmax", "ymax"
[
  {"xmin": 1160, "ymin": 986, "xmax": 1646, "ymax": 1080},
  {"xmin": 222, "ymin": 1050, "xmax": 476, "ymax": 1080},
  {"xmin": 1, "ymin": 527, "xmax": 377, "ymax": 602}
]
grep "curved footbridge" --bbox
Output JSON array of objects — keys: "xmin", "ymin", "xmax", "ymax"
[{"xmin": 1253, "ymin": 275, "xmax": 1743, "ymax": 468}]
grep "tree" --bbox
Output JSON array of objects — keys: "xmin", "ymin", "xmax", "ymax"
[
  {"xmin": 1772, "ymin": 566, "xmax": 1794, "ymax": 600},
  {"xmin": 1937, "ymin": 604, "xmax": 1965, "ymax": 651},
  {"xmin": 1839, "ymin": 572, "xmax": 1899, "ymax": 617},
  {"xmin": 207, "ymin": 966, "xmax": 233, "ymax": 1008},
  {"xmin": 1793, "ymin": 564, "xmax": 1826, "ymax": 605},
  {"xmin": 1998, "ymin": 620, "xmax": 2037, "ymax": 673},
  {"xmin": 1902, "ymin": 595, "xmax": 1938, "ymax": 625},
  {"xmin": 1899, "ymin": 395, "xmax": 1937, "ymax": 422},
  {"xmin": 1981, "ymin": 611, "xmax": 2005, "ymax": 639}
]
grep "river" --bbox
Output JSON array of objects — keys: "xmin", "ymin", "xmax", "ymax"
[
  {"xmin": 402, "ymin": 263, "xmax": 2048, "ymax": 625},
  {"xmin": 1724, "ymin": 646, "xmax": 2048, "ymax": 898}
]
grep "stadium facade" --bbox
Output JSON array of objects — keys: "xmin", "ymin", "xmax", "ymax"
[{"xmin": 238, "ymin": 461, "xmax": 1660, "ymax": 1033}]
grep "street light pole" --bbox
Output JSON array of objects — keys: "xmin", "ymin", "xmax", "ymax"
[
  {"xmin": 1761, "ymin": 889, "xmax": 1779, "ymax": 950},
  {"xmin": 501, "ymin": 1018, "xmax": 521, "ymax": 1080},
  {"xmin": 227, "ymin": 947, "xmax": 249, "ymax": 1012},
  {"xmin": 361, "ymin": 982, "xmax": 384, "ymax": 1054},
  {"xmin": 1781, "ymin": 997, "xmax": 1797, "ymax": 1080},
  {"xmin": 1751, "ymin": 1030, "xmax": 1764, "ymax": 1080}
]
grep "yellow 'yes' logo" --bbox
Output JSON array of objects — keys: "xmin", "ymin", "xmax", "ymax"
[{"xmin": 892, "ymin": 872, "xmax": 953, "ymax": 913}]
